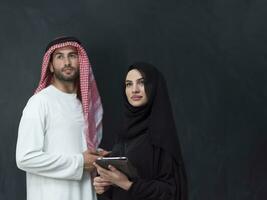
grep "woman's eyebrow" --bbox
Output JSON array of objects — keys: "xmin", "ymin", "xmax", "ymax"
[
  {"xmin": 126, "ymin": 78, "xmax": 144, "ymax": 82},
  {"xmin": 136, "ymin": 78, "xmax": 144, "ymax": 81}
]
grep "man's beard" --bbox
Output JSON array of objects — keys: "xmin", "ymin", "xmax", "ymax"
[{"xmin": 53, "ymin": 66, "xmax": 79, "ymax": 82}]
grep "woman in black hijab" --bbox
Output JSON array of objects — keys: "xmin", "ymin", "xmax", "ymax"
[{"xmin": 94, "ymin": 62, "xmax": 188, "ymax": 200}]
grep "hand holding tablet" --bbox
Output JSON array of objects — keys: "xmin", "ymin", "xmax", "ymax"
[{"xmin": 95, "ymin": 157, "xmax": 138, "ymax": 179}]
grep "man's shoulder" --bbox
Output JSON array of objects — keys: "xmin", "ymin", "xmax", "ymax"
[
  {"xmin": 21, "ymin": 87, "xmax": 55, "ymax": 117},
  {"xmin": 26, "ymin": 86, "xmax": 53, "ymax": 107}
]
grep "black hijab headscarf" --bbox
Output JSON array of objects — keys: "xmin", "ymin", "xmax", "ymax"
[
  {"xmin": 118, "ymin": 62, "xmax": 188, "ymax": 200},
  {"xmin": 120, "ymin": 62, "xmax": 182, "ymax": 164}
]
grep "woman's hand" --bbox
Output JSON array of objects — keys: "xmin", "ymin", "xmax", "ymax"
[
  {"xmin": 93, "ymin": 176, "xmax": 112, "ymax": 194},
  {"xmin": 94, "ymin": 162, "xmax": 133, "ymax": 191}
]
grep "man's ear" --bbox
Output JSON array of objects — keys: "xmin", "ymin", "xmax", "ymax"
[{"xmin": 49, "ymin": 63, "xmax": 54, "ymax": 73}]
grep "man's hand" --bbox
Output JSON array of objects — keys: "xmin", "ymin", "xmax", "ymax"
[
  {"xmin": 83, "ymin": 150, "xmax": 100, "ymax": 172},
  {"xmin": 96, "ymin": 148, "xmax": 111, "ymax": 157},
  {"xmin": 83, "ymin": 149, "xmax": 111, "ymax": 172}
]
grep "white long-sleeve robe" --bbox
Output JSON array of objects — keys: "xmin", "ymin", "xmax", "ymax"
[{"xmin": 16, "ymin": 85, "xmax": 97, "ymax": 200}]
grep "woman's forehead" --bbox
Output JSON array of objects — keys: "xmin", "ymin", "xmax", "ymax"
[{"xmin": 126, "ymin": 69, "xmax": 143, "ymax": 80}]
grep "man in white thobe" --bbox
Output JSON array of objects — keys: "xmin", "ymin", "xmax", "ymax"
[{"xmin": 16, "ymin": 36, "xmax": 108, "ymax": 200}]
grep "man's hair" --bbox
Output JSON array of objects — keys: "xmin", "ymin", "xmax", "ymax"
[{"xmin": 45, "ymin": 36, "xmax": 81, "ymax": 52}]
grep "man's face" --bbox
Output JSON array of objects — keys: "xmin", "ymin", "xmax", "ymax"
[{"xmin": 49, "ymin": 46, "xmax": 79, "ymax": 82}]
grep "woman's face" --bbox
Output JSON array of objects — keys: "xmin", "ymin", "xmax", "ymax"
[{"xmin": 125, "ymin": 69, "xmax": 148, "ymax": 107}]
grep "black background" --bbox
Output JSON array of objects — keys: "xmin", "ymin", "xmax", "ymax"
[{"xmin": 0, "ymin": 0, "xmax": 267, "ymax": 200}]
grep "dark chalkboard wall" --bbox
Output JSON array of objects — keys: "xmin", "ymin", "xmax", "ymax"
[{"xmin": 0, "ymin": 0, "xmax": 266, "ymax": 199}]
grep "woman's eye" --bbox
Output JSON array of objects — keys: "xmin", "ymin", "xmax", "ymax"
[
  {"xmin": 138, "ymin": 79, "xmax": 145, "ymax": 86},
  {"xmin": 126, "ymin": 82, "xmax": 132, "ymax": 87}
]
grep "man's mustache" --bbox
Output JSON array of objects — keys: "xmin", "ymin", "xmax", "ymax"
[{"xmin": 62, "ymin": 65, "xmax": 76, "ymax": 71}]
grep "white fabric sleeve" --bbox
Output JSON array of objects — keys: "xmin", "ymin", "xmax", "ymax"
[{"xmin": 16, "ymin": 96, "xmax": 84, "ymax": 181}]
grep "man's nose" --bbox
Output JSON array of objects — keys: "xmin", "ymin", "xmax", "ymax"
[{"xmin": 63, "ymin": 57, "xmax": 71, "ymax": 66}]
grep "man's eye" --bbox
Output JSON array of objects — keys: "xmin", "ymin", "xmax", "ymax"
[
  {"xmin": 70, "ymin": 54, "xmax": 78, "ymax": 58},
  {"xmin": 56, "ymin": 55, "xmax": 63, "ymax": 59}
]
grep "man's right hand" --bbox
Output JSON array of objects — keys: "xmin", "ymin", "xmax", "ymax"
[
  {"xmin": 83, "ymin": 150, "xmax": 100, "ymax": 172},
  {"xmin": 83, "ymin": 149, "xmax": 111, "ymax": 172}
]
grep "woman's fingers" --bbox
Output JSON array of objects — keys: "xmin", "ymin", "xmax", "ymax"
[
  {"xmin": 108, "ymin": 165, "xmax": 117, "ymax": 172},
  {"xmin": 94, "ymin": 162, "xmax": 126, "ymax": 185},
  {"xmin": 94, "ymin": 162, "xmax": 107, "ymax": 172},
  {"xmin": 95, "ymin": 186, "xmax": 106, "ymax": 194},
  {"xmin": 94, "ymin": 176, "xmax": 108, "ymax": 183},
  {"xmin": 93, "ymin": 176, "xmax": 111, "ymax": 194},
  {"xmin": 94, "ymin": 163, "xmax": 131, "ymax": 190},
  {"xmin": 94, "ymin": 180, "xmax": 112, "ymax": 187},
  {"xmin": 94, "ymin": 162, "xmax": 113, "ymax": 176},
  {"xmin": 94, "ymin": 175, "xmax": 111, "ymax": 183}
]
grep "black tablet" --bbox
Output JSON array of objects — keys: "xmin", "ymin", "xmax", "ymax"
[{"xmin": 95, "ymin": 157, "xmax": 138, "ymax": 179}]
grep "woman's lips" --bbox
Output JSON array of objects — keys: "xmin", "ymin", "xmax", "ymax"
[{"xmin": 131, "ymin": 95, "xmax": 142, "ymax": 101}]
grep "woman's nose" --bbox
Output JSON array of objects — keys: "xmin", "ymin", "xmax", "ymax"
[{"xmin": 132, "ymin": 84, "xmax": 140, "ymax": 93}]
